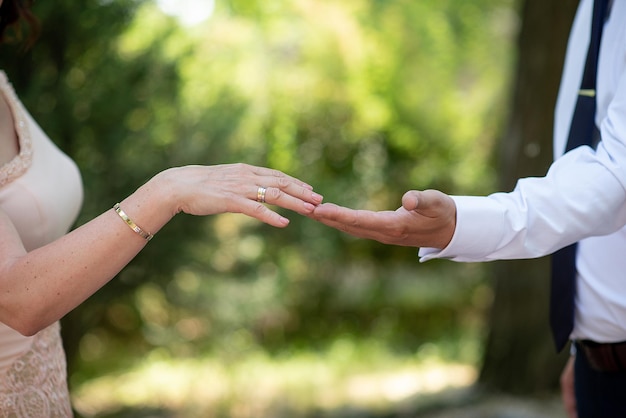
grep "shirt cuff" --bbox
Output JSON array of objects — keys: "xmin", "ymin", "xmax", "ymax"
[{"xmin": 418, "ymin": 195, "xmax": 507, "ymax": 262}]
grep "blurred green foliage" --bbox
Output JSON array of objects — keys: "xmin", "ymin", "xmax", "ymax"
[{"xmin": 0, "ymin": 0, "xmax": 516, "ymax": 394}]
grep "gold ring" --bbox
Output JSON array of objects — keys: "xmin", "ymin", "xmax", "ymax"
[{"xmin": 257, "ymin": 186, "xmax": 267, "ymax": 203}]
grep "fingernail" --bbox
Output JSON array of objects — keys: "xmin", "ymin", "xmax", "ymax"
[
  {"xmin": 312, "ymin": 192, "xmax": 323, "ymax": 203},
  {"xmin": 304, "ymin": 202, "xmax": 315, "ymax": 212},
  {"xmin": 280, "ymin": 216, "xmax": 290, "ymax": 225}
]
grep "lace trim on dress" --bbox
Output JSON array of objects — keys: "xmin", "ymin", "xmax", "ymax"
[
  {"xmin": 0, "ymin": 70, "xmax": 33, "ymax": 188},
  {"xmin": 0, "ymin": 322, "xmax": 73, "ymax": 418}
]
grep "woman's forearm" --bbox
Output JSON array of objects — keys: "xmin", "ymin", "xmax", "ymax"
[
  {"xmin": 0, "ymin": 174, "xmax": 174, "ymax": 335},
  {"xmin": 0, "ymin": 164, "xmax": 322, "ymax": 335}
]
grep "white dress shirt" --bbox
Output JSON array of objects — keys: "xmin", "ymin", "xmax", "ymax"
[{"xmin": 419, "ymin": 0, "xmax": 626, "ymax": 343}]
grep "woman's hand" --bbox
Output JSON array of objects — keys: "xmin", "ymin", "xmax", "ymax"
[{"xmin": 151, "ymin": 163, "xmax": 323, "ymax": 227}]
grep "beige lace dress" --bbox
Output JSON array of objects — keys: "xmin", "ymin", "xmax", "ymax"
[{"xmin": 0, "ymin": 71, "xmax": 83, "ymax": 417}]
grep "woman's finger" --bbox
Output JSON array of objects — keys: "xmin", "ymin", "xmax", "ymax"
[
  {"xmin": 254, "ymin": 185, "xmax": 318, "ymax": 215},
  {"xmin": 235, "ymin": 198, "xmax": 291, "ymax": 228},
  {"xmin": 248, "ymin": 165, "xmax": 314, "ymax": 190},
  {"xmin": 252, "ymin": 176, "xmax": 323, "ymax": 206}
]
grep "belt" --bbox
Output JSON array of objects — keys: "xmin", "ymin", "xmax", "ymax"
[{"xmin": 577, "ymin": 340, "xmax": 626, "ymax": 373}]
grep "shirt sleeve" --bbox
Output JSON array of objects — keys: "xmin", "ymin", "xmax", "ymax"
[{"xmin": 420, "ymin": 107, "xmax": 626, "ymax": 263}]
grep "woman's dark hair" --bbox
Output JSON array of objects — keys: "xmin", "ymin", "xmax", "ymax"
[{"xmin": 0, "ymin": 0, "xmax": 39, "ymax": 48}]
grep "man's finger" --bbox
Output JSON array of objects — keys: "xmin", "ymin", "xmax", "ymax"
[
  {"xmin": 313, "ymin": 204, "xmax": 397, "ymax": 228},
  {"xmin": 402, "ymin": 189, "xmax": 453, "ymax": 218}
]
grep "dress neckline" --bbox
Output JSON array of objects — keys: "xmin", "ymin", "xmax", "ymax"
[{"xmin": 0, "ymin": 70, "xmax": 33, "ymax": 188}]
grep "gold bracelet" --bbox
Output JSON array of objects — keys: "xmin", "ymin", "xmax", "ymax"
[{"xmin": 113, "ymin": 203, "xmax": 154, "ymax": 241}]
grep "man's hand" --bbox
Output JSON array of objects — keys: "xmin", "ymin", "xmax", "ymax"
[
  {"xmin": 311, "ymin": 189, "xmax": 456, "ymax": 249},
  {"xmin": 561, "ymin": 355, "xmax": 577, "ymax": 418}
]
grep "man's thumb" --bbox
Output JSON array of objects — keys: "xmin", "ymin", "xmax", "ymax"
[
  {"xmin": 401, "ymin": 190, "xmax": 422, "ymax": 212},
  {"xmin": 402, "ymin": 189, "xmax": 451, "ymax": 217}
]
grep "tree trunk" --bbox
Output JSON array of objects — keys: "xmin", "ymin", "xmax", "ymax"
[{"xmin": 478, "ymin": 0, "xmax": 579, "ymax": 394}]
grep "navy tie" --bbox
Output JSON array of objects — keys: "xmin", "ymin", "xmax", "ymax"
[{"xmin": 550, "ymin": 0, "xmax": 609, "ymax": 352}]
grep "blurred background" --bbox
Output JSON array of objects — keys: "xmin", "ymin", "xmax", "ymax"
[{"xmin": 1, "ymin": 0, "xmax": 579, "ymax": 416}]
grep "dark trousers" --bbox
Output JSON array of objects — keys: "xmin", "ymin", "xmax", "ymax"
[{"xmin": 575, "ymin": 344, "xmax": 626, "ymax": 417}]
